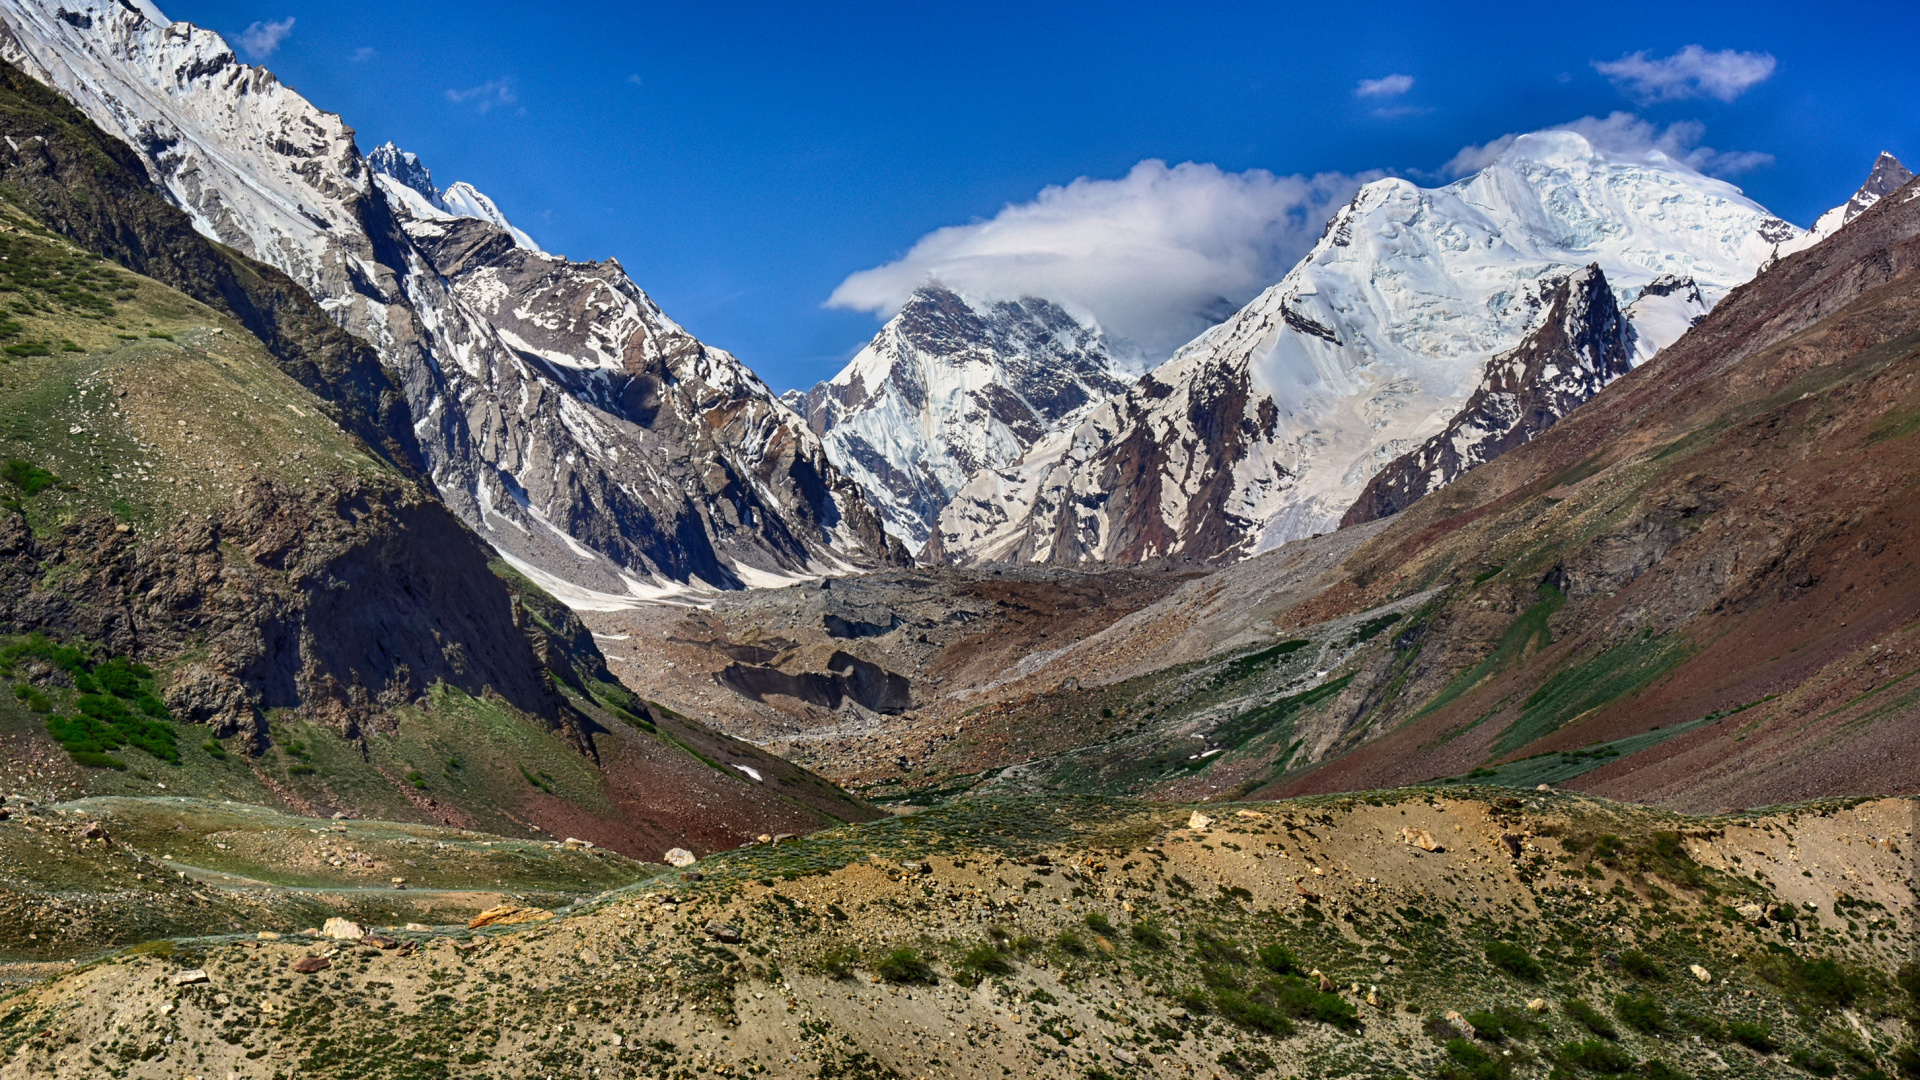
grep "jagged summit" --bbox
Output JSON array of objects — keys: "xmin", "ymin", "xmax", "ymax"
[
  {"xmin": 367, "ymin": 140, "xmax": 543, "ymax": 252},
  {"xmin": 790, "ymin": 283, "xmax": 1132, "ymax": 550},
  {"xmin": 1810, "ymin": 150, "xmax": 1914, "ymax": 242},
  {"xmin": 930, "ymin": 128, "xmax": 1797, "ymax": 567},
  {"xmin": 366, "ymin": 141, "xmax": 435, "ymax": 199}
]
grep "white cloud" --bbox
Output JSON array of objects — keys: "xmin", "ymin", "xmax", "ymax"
[
  {"xmin": 627, "ymin": 73, "xmax": 644, "ymax": 86},
  {"xmin": 351, "ymin": 46, "xmax": 376, "ymax": 63},
  {"xmin": 1356, "ymin": 74, "xmax": 1414, "ymax": 98},
  {"xmin": 446, "ymin": 78, "xmax": 517, "ymax": 114},
  {"xmin": 828, "ymin": 160, "xmax": 1371, "ymax": 361},
  {"xmin": 235, "ymin": 17, "xmax": 293, "ymax": 60},
  {"xmin": 1593, "ymin": 45, "xmax": 1776, "ymax": 103},
  {"xmin": 1439, "ymin": 112, "xmax": 1774, "ymax": 180}
]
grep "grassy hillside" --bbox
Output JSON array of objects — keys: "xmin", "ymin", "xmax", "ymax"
[{"xmin": 0, "ymin": 789, "xmax": 1905, "ymax": 1078}]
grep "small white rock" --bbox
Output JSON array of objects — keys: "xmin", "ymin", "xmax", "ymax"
[
  {"xmin": 170, "ymin": 969, "xmax": 208, "ymax": 986},
  {"xmin": 1186, "ymin": 811, "xmax": 1215, "ymax": 831},
  {"xmin": 1690, "ymin": 964, "xmax": 1712, "ymax": 984}
]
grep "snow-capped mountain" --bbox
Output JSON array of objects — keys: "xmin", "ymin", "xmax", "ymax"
[
  {"xmin": 785, "ymin": 285, "xmax": 1133, "ymax": 550},
  {"xmin": 1341, "ymin": 264, "xmax": 1635, "ymax": 525},
  {"xmin": 928, "ymin": 129, "xmax": 1798, "ymax": 567},
  {"xmin": 0, "ymin": 0, "xmax": 902, "ymax": 600}
]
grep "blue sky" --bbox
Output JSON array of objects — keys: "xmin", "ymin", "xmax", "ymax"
[{"xmin": 172, "ymin": 0, "xmax": 1918, "ymax": 391}]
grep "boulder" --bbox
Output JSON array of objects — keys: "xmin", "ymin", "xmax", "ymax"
[
  {"xmin": 467, "ymin": 904, "xmax": 555, "ymax": 929},
  {"xmin": 1690, "ymin": 964, "xmax": 1712, "ymax": 984},
  {"xmin": 170, "ymin": 968, "xmax": 208, "ymax": 986},
  {"xmin": 321, "ymin": 917, "xmax": 364, "ymax": 940},
  {"xmin": 664, "ymin": 847, "xmax": 697, "ymax": 868},
  {"xmin": 562, "ymin": 837, "xmax": 594, "ymax": 850},
  {"xmin": 704, "ymin": 921, "xmax": 743, "ymax": 944},
  {"xmin": 1499, "ymin": 833, "xmax": 1523, "ymax": 858},
  {"xmin": 1187, "ymin": 811, "xmax": 1216, "ymax": 831},
  {"xmin": 291, "ymin": 956, "xmax": 330, "ymax": 974},
  {"xmin": 1443, "ymin": 1010, "xmax": 1477, "ymax": 1039},
  {"xmin": 1401, "ymin": 827, "xmax": 1444, "ymax": 853}
]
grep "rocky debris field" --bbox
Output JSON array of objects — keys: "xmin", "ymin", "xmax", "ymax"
[{"xmin": 0, "ymin": 790, "xmax": 1907, "ymax": 1079}]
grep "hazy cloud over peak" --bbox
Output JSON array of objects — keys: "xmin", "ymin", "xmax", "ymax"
[
  {"xmin": 1440, "ymin": 112, "xmax": 1775, "ymax": 180},
  {"xmin": 1593, "ymin": 45, "xmax": 1776, "ymax": 103},
  {"xmin": 235, "ymin": 17, "xmax": 293, "ymax": 60},
  {"xmin": 1356, "ymin": 74, "xmax": 1414, "ymax": 98},
  {"xmin": 828, "ymin": 160, "xmax": 1370, "ymax": 361}
]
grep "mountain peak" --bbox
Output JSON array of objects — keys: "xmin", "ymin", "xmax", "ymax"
[
  {"xmin": 1806, "ymin": 150, "xmax": 1916, "ymax": 244},
  {"xmin": 366, "ymin": 141, "xmax": 437, "ymax": 201}
]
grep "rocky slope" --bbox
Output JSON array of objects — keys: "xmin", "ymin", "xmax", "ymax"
[
  {"xmin": 1342, "ymin": 264, "xmax": 1635, "ymax": 525},
  {"xmin": 0, "ymin": 0, "xmax": 902, "ymax": 600},
  {"xmin": 930, "ymin": 129, "xmax": 1797, "ymax": 568},
  {"xmin": 786, "ymin": 285, "xmax": 1133, "ymax": 550},
  {"xmin": 0, "ymin": 790, "xmax": 1908, "ymax": 1078}
]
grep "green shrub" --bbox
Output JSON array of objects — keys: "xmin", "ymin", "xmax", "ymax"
[
  {"xmin": 1129, "ymin": 921, "xmax": 1169, "ymax": 949},
  {"xmin": 1788, "ymin": 1048, "xmax": 1837, "ymax": 1077},
  {"xmin": 1486, "ymin": 941, "xmax": 1542, "ymax": 980},
  {"xmin": 1200, "ymin": 963, "xmax": 1243, "ymax": 990},
  {"xmin": 1613, "ymin": 992, "xmax": 1665, "ymax": 1033},
  {"xmin": 3, "ymin": 342, "xmax": 49, "ymax": 357},
  {"xmin": 1053, "ymin": 931, "xmax": 1088, "ymax": 955},
  {"xmin": 2, "ymin": 459, "xmax": 54, "ymax": 495},
  {"xmin": 1641, "ymin": 1061, "xmax": 1690, "ymax": 1080},
  {"xmin": 959, "ymin": 943, "xmax": 1012, "ymax": 980},
  {"xmin": 1440, "ymin": 1037, "xmax": 1512, "ymax": 1080},
  {"xmin": 1728, "ymin": 1020, "xmax": 1778, "ymax": 1053},
  {"xmin": 874, "ymin": 948, "xmax": 934, "ymax": 984},
  {"xmin": 1619, "ymin": 949, "xmax": 1663, "ymax": 980},
  {"xmin": 13, "ymin": 684, "xmax": 50, "ymax": 713},
  {"xmin": 406, "ymin": 769, "xmax": 427, "ymax": 789},
  {"xmin": 145, "ymin": 330, "xmax": 172, "ymax": 340},
  {"xmin": 1557, "ymin": 1039, "xmax": 1633, "ymax": 1072},
  {"xmin": 1084, "ymin": 912, "xmax": 1114, "ymax": 935},
  {"xmin": 1464, "ymin": 1011, "xmax": 1506, "ymax": 1041},
  {"xmin": 1563, "ymin": 998, "xmax": 1617, "ymax": 1039},
  {"xmin": 1216, "ymin": 1047, "xmax": 1277, "ymax": 1077},
  {"xmin": 1192, "ymin": 927, "xmax": 1247, "ymax": 965},
  {"xmin": 1256, "ymin": 943, "xmax": 1300, "ymax": 974},
  {"xmin": 815, "ymin": 948, "xmax": 856, "ymax": 980},
  {"xmin": 1793, "ymin": 958, "xmax": 1861, "ymax": 1007},
  {"xmin": 288, "ymin": 763, "xmax": 316, "ymax": 776},
  {"xmin": 201, "ymin": 740, "xmax": 227, "ymax": 760},
  {"xmin": 1212, "ymin": 989, "xmax": 1294, "ymax": 1037}
]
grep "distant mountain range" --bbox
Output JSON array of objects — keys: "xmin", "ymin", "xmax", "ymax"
[{"xmin": 924, "ymin": 131, "xmax": 1801, "ymax": 566}]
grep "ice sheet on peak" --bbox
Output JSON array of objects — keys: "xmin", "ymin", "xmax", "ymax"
[{"xmin": 931, "ymin": 128, "xmax": 1799, "ymax": 568}]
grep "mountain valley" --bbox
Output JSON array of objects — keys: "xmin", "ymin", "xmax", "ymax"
[{"xmin": 0, "ymin": 3, "xmax": 1902, "ymax": 1078}]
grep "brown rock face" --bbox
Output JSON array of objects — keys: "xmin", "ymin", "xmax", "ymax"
[
  {"xmin": 1257, "ymin": 173, "xmax": 1920, "ymax": 809},
  {"xmin": 0, "ymin": 476, "xmax": 566, "ymax": 748}
]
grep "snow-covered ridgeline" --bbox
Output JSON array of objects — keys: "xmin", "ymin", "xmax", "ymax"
[{"xmin": 930, "ymin": 130, "xmax": 1801, "ymax": 567}]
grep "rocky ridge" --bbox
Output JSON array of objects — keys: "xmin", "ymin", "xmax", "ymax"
[{"xmin": 0, "ymin": 0, "xmax": 903, "ymax": 600}]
